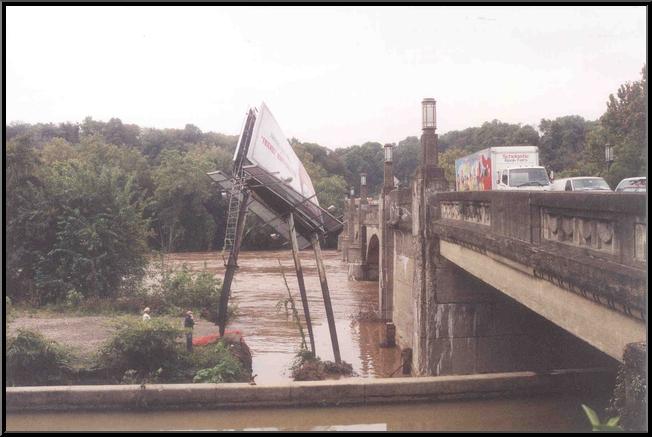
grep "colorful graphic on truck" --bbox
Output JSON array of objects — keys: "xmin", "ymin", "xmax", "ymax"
[{"xmin": 455, "ymin": 150, "xmax": 492, "ymax": 191}]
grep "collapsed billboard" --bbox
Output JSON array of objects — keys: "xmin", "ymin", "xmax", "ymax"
[
  {"xmin": 241, "ymin": 103, "xmax": 319, "ymax": 209},
  {"xmin": 206, "ymin": 170, "xmax": 312, "ymax": 249},
  {"xmin": 225, "ymin": 102, "xmax": 341, "ymax": 244}
]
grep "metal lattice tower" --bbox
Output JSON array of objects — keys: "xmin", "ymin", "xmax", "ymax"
[
  {"xmin": 222, "ymin": 108, "xmax": 255, "ymax": 255},
  {"xmin": 223, "ymin": 172, "xmax": 246, "ymax": 253}
]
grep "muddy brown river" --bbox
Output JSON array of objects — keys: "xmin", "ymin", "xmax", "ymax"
[
  {"xmin": 164, "ymin": 249, "xmax": 403, "ymax": 383},
  {"xmin": 6, "ymin": 394, "xmax": 593, "ymax": 431}
]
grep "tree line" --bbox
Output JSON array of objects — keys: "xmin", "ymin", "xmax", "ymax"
[{"xmin": 5, "ymin": 65, "xmax": 645, "ymax": 305}]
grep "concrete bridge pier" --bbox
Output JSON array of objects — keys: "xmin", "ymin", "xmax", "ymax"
[{"xmin": 378, "ymin": 143, "xmax": 396, "ymax": 321}]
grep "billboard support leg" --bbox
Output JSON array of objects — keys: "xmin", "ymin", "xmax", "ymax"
[
  {"xmin": 311, "ymin": 233, "xmax": 342, "ymax": 364},
  {"xmin": 288, "ymin": 213, "xmax": 316, "ymax": 355},
  {"xmin": 218, "ymin": 190, "xmax": 250, "ymax": 337}
]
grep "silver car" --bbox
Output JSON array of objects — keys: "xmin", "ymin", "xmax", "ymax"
[
  {"xmin": 550, "ymin": 177, "xmax": 612, "ymax": 192},
  {"xmin": 615, "ymin": 177, "xmax": 646, "ymax": 193}
]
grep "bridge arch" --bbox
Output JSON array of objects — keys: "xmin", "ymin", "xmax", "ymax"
[{"xmin": 365, "ymin": 233, "xmax": 380, "ymax": 281}]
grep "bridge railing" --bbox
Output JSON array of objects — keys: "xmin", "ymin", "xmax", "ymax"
[
  {"xmin": 360, "ymin": 201, "xmax": 379, "ymax": 226},
  {"xmin": 430, "ymin": 191, "xmax": 647, "ymax": 320}
]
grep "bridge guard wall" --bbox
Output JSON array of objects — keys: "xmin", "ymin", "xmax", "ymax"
[{"xmin": 411, "ymin": 186, "xmax": 618, "ymax": 377}]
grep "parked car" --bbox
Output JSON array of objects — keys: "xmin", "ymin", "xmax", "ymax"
[
  {"xmin": 550, "ymin": 177, "xmax": 612, "ymax": 192},
  {"xmin": 615, "ymin": 177, "xmax": 646, "ymax": 193}
]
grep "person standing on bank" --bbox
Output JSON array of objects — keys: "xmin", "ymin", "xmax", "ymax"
[{"xmin": 184, "ymin": 310, "xmax": 195, "ymax": 352}]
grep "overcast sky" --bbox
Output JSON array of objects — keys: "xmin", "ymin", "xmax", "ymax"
[{"xmin": 6, "ymin": 6, "xmax": 647, "ymax": 149}]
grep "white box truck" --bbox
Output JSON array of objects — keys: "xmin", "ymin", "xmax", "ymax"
[{"xmin": 455, "ymin": 146, "xmax": 550, "ymax": 191}]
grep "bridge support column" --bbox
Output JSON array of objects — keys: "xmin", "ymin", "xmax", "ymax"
[
  {"xmin": 346, "ymin": 240, "xmax": 366, "ymax": 281},
  {"xmin": 379, "ymin": 194, "xmax": 394, "ymax": 320},
  {"xmin": 379, "ymin": 144, "xmax": 395, "ymax": 321},
  {"xmin": 342, "ymin": 190, "xmax": 356, "ymax": 263}
]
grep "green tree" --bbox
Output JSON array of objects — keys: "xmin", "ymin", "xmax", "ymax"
[
  {"xmin": 393, "ymin": 136, "xmax": 420, "ymax": 186},
  {"xmin": 36, "ymin": 159, "xmax": 150, "ymax": 300},
  {"xmin": 103, "ymin": 118, "xmax": 141, "ymax": 148},
  {"xmin": 76, "ymin": 136, "xmax": 155, "ymax": 198},
  {"xmin": 40, "ymin": 138, "xmax": 77, "ymax": 165},
  {"xmin": 151, "ymin": 150, "xmax": 216, "ymax": 252},
  {"xmin": 6, "ymin": 138, "xmax": 55, "ymax": 302},
  {"xmin": 556, "ymin": 123, "xmax": 607, "ymax": 179},
  {"xmin": 439, "ymin": 147, "xmax": 468, "ymax": 186},
  {"xmin": 600, "ymin": 64, "xmax": 647, "ymax": 187},
  {"xmin": 5, "ymin": 121, "xmax": 80, "ymax": 148},
  {"xmin": 439, "ymin": 120, "xmax": 539, "ymax": 154},
  {"xmin": 314, "ymin": 174, "xmax": 348, "ymax": 217},
  {"xmin": 539, "ymin": 115, "xmax": 595, "ymax": 174},
  {"xmin": 335, "ymin": 142, "xmax": 384, "ymax": 195},
  {"xmin": 290, "ymin": 138, "xmax": 348, "ymax": 217}
]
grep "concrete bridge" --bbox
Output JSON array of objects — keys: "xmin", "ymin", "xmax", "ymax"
[
  {"xmin": 339, "ymin": 104, "xmax": 646, "ymax": 380},
  {"xmin": 339, "ymin": 194, "xmax": 381, "ymax": 282}
]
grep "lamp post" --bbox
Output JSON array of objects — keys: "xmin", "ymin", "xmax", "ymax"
[
  {"xmin": 384, "ymin": 143, "xmax": 395, "ymax": 194},
  {"xmin": 348, "ymin": 187, "xmax": 355, "ymax": 242},
  {"xmin": 420, "ymin": 98, "xmax": 447, "ymax": 190},
  {"xmin": 605, "ymin": 144, "xmax": 614, "ymax": 172},
  {"xmin": 421, "ymin": 99, "xmax": 437, "ymax": 168},
  {"xmin": 422, "ymin": 98, "xmax": 437, "ymax": 129},
  {"xmin": 360, "ymin": 173, "xmax": 368, "ymax": 204}
]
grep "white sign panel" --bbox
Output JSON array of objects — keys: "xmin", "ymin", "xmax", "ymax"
[{"xmin": 246, "ymin": 103, "xmax": 319, "ymax": 207}]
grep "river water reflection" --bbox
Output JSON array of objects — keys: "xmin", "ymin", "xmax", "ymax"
[
  {"xmin": 6, "ymin": 394, "xmax": 592, "ymax": 431},
  {"xmin": 163, "ymin": 249, "xmax": 403, "ymax": 383}
]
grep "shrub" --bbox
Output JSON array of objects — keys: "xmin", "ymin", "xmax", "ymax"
[
  {"xmin": 610, "ymin": 343, "xmax": 647, "ymax": 431},
  {"xmin": 192, "ymin": 342, "xmax": 244, "ymax": 383},
  {"xmin": 96, "ymin": 318, "xmax": 182, "ymax": 381},
  {"xmin": 158, "ymin": 264, "xmax": 220, "ymax": 312},
  {"xmin": 143, "ymin": 263, "xmax": 237, "ymax": 322},
  {"xmin": 6, "ymin": 329, "xmax": 75, "ymax": 386},
  {"xmin": 292, "ymin": 359, "xmax": 325, "ymax": 381},
  {"xmin": 290, "ymin": 349, "xmax": 325, "ymax": 381},
  {"xmin": 290, "ymin": 348, "xmax": 354, "ymax": 381},
  {"xmin": 65, "ymin": 289, "xmax": 83, "ymax": 308},
  {"xmin": 581, "ymin": 404, "xmax": 622, "ymax": 431}
]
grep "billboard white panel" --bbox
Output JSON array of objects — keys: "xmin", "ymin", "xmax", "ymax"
[{"xmin": 246, "ymin": 103, "xmax": 319, "ymax": 207}]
